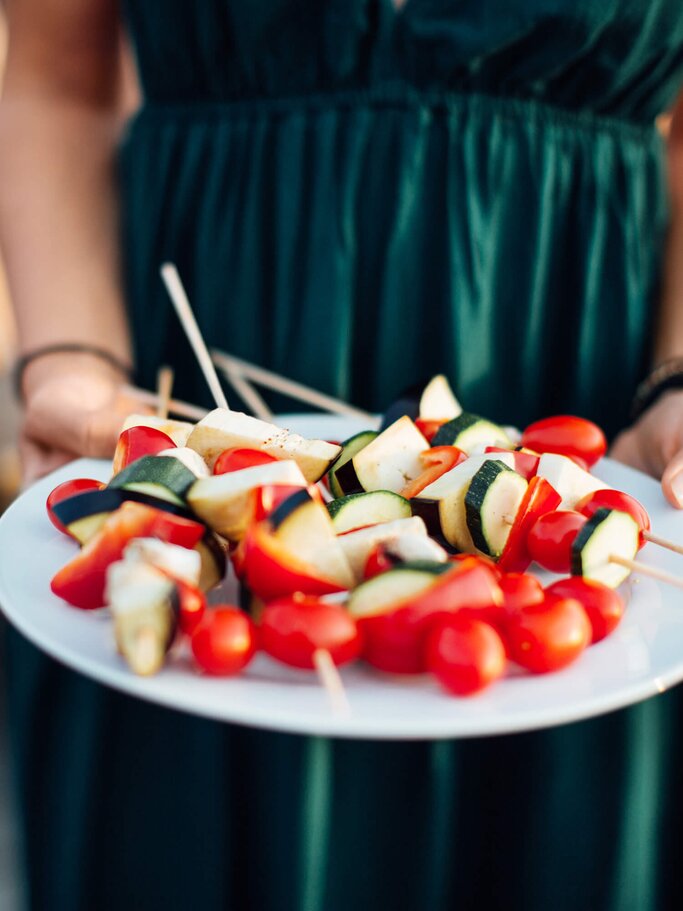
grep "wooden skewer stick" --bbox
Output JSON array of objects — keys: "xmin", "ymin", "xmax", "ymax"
[
  {"xmin": 609, "ymin": 555, "xmax": 683, "ymax": 591},
  {"xmin": 160, "ymin": 263, "xmax": 230, "ymax": 410},
  {"xmin": 211, "ymin": 349, "xmax": 375, "ymax": 421},
  {"xmin": 313, "ymin": 649, "xmax": 351, "ymax": 714},
  {"xmin": 223, "ymin": 365, "xmax": 274, "ymax": 422},
  {"xmin": 123, "ymin": 386, "xmax": 208, "ymax": 421},
  {"xmin": 156, "ymin": 366, "xmax": 174, "ymax": 419},
  {"xmin": 642, "ymin": 530, "xmax": 683, "ymax": 557}
]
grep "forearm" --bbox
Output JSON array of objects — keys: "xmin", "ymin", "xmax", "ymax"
[
  {"xmin": 0, "ymin": 98, "xmax": 130, "ymax": 362},
  {"xmin": 654, "ymin": 94, "xmax": 683, "ymax": 364}
]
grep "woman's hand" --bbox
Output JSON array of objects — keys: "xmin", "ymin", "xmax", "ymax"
[
  {"xmin": 610, "ymin": 390, "xmax": 683, "ymax": 508},
  {"xmin": 19, "ymin": 352, "xmax": 152, "ymax": 487}
]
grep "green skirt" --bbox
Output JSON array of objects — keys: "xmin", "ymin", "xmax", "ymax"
[{"xmin": 6, "ymin": 88, "xmax": 680, "ymax": 911}]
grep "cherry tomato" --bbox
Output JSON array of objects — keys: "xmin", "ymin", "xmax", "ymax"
[
  {"xmin": 425, "ymin": 616, "xmax": 506, "ymax": 696},
  {"xmin": 260, "ymin": 595, "xmax": 362, "ymax": 669},
  {"xmin": 506, "ymin": 596, "xmax": 591, "ymax": 673},
  {"xmin": 112, "ymin": 426, "xmax": 175, "ymax": 475},
  {"xmin": 500, "ymin": 573, "xmax": 545, "ymax": 614},
  {"xmin": 576, "ymin": 489, "xmax": 650, "ymax": 546},
  {"xmin": 175, "ymin": 581, "xmax": 207, "ymax": 636},
  {"xmin": 191, "ymin": 606, "xmax": 257, "ymax": 675},
  {"xmin": 46, "ymin": 478, "xmax": 103, "ymax": 536},
  {"xmin": 521, "ymin": 415, "xmax": 607, "ymax": 468},
  {"xmin": 214, "ymin": 448, "xmax": 277, "ymax": 475},
  {"xmin": 527, "ymin": 511, "xmax": 587, "ymax": 573},
  {"xmin": 545, "ymin": 578, "xmax": 625, "ymax": 643}
]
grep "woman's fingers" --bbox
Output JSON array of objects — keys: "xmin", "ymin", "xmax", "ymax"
[
  {"xmin": 609, "ymin": 428, "xmax": 652, "ymax": 476},
  {"xmin": 19, "ymin": 436, "xmax": 75, "ymax": 488},
  {"xmin": 661, "ymin": 449, "xmax": 683, "ymax": 509}
]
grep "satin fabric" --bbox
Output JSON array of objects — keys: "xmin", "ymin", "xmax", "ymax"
[{"xmin": 6, "ymin": 2, "xmax": 683, "ymax": 909}]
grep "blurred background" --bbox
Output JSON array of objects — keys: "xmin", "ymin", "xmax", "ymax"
[{"xmin": 0, "ymin": 6, "xmax": 28, "ymax": 910}]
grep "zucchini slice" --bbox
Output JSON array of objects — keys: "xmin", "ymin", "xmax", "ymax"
[
  {"xmin": 195, "ymin": 533, "xmax": 228, "ymax": 592},
  {"xmin": 157, "ymin": 447, "xmax": 210, "ymax": 478},
  {"xmin": 109, "ymin": 455, "xmax": 197, "ymax": 502},
  {"xmin": 347, "ymin": 563, "xmax": 450, "ymax": 618},
  {"xmin": 571, "ymin": 507, "xmax": 639, "ymax": 589},
  {"xmin": 327, "ymin": 490, "xmax": 411, "ymax": 534},
  {"xmin": 51, "ymin": 487, "xmax": 202, "ymax": 546},
  {"xmin": 465, "ymin": 461, "xmax": 528, "ymax": 558},
  {"xmin": 327, "ymin": 430, "xmax": 378, "ymax": 498},
  {"xmin": 431, "ymin": 412, "xmax": 511, "ymax": 453}
]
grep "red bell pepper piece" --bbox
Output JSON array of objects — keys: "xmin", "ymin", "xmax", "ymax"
[
  {"xmin": 498, "ymin": 477, "xmax": 562, "ymax": 573},
  {"xmin": 401, "ymin": 446, "xmax": 467, "ymax": 499},
  {"xmin": 415, "ymin": 419, "xmax": 447, "ymax": 443},
  {"xmin": 241, "ymin": 524, "xmax": 346, "ymax": 602},
  {"xmin": 51, "ymin": 502, "xmax": 205, "ymax": 609},
  {"xmin": 485, "ymin": 446, "xmax": 540, "ymax": 481}
]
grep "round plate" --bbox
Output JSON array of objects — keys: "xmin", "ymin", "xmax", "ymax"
[{"xmin": 1, "ymin": 413, "xmax": 683, "ymax": 740}]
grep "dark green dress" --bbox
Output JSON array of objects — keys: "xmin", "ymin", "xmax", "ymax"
[{"xmin": 7, "ymin": 2, "xmax": 683, "ymax": 909}]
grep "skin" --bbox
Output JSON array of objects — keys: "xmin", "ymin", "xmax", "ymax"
[{"xmin": 2, "ymin": 1, "xmax": 683, "ymax": 500}]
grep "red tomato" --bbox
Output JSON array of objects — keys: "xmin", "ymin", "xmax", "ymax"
[
  {"xmin": 260, "ymin": 595, "xmax": 362, "ymax": 669},
  {"xmin": 426, "ymin": 616, "xmax": 506, "ymax": 696},
  {"xmin": 359, "ymin": 559, "xmax": 502, "ymax": 674},
  {"xmin": 576, "ymin": 489, "xmax": 650, "ymax": 545},
  {"xmin": 500, "ymin": 573, "xmax": 545, "ymax": 614},
  {"xmin": 527, "ymin": 511, "xmax": 587, "ymax": 573},
  {"xmin": 506, "ymin": 596, "xmax": 591, "ymax": 673},
  {"xmin": 521, "ymin": 415, "xmax": 607, "ymax": 468},
  {"xmin": 545, "ymin": 578, "xmax": 625, "ymax": 643},
  {"xmin": 214, "ymin": 448, "xmax": 278, "ymax": 475},
  {"xmin": 46, "ymin": 478, "xmax": 103, "ymax": 536},
  {"xmin": 174, "ymin": 581, "xmax": 207, "ymax": 635},
  {"xmin": 191, "ymin": 607, "xmax": 257, "ymax": 675},
  {"xmin": 415, "ymin": 419, "xmax": 446, "ymax": 443},
  {"xmin": 50, "ymin": 502, "xmax": 206, "ymax": 609},
  {"xmin": 112, "ymin": 426, "xmax": 176, "ymax": 475}
]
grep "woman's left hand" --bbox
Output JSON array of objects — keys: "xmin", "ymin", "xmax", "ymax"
[{"xmin": 610, "ymin": 390, "xmax": 683, "ymax": 508}]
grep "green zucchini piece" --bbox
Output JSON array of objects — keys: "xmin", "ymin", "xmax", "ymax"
[
  {"xmin": 347, "ymin": 563, "xmax": 449, "ymax": 619},
  {"xmin": 571, "ymin": 508, "xmax": 639, "ymax": 589},
  {"xmin": 465, "ymin": 460, "xmax": 528, "ymax": 558},
  {"xmin": 431, "ymin": 412, "xmax": 511, "ymax": 453},
  {"xmin": 327, "ymin": 490, "xmax": 411, "ymax": 533},
  {"xmin": 109, "ymin": 455, "xmax": 196, "ymax": 501},
  {"xmin": 327, "ymin": 431, "xmax": 378, "ymax": 498}
]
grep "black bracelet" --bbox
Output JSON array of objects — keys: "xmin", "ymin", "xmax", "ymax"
[
  {"xmin": 630, "ymin": 357, "xmax": 683, "ymax": 422},
  {"xmin": 14, "ymin": 343, "xmax": 133, "ymax": 400}
]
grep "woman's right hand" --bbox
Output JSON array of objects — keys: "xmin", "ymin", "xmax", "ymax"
[{"xmin": 19, "ymin": 352, "xmax": 153, "ymax": 487}]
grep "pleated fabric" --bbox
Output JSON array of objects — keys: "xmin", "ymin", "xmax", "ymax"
[{"xmin": 7, "ymin": 2, "xmax": 683, "ymax": 910}]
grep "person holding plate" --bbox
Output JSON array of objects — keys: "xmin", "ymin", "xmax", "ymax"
[{"xmin": 2, "ymin": 1, "xmax": 683, "ymax": 909}]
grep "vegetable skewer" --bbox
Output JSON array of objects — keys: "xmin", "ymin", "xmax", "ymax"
[
  {"xmin": 156, "ymin": 366, "xmax": 174, "ymax": 420},
  {"xmin": 162, "ymin": 265, "xmax": 352, "ymax": 710},
  {"xmin": 160, "ymin": 263, "xmax": 230, "ymax": 410}
]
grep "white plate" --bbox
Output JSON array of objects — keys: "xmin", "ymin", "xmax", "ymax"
[{"xmin": 1, "ymin": 413, "xmax": 683, "ymax": 740}]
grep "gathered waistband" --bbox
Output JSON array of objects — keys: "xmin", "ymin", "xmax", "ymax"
[{"xmin": 133, "ymin": 85, "xmax": 659, "ymax": 144}]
